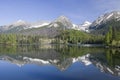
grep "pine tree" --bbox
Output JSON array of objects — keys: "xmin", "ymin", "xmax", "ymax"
[
  {"xmin": 112, "ymin": 27, "xmax": 117, "ymax": 40},
  {"xmin": 109, "ymin": 26, "xmax": 112, "ymax": 43},
  {"xmin": 105, "ymin": 32, "xmax": 110, "ymax": 45}
]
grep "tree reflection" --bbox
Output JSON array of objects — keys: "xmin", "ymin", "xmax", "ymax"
[{"xmin": 0, "ymin": 45, "xmax": 119, "ymax": 76}]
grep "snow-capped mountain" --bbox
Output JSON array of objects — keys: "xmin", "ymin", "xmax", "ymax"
[
  {"xmin": 89, "ymin": 11, "xmax": 120, "ymax": 35},
  {"xmin": 1, "ymin": 11, "xmax": 120, "ymax": 34},
  {"xmin": 90, "ymin": 11, "xmax": 120, "ymax": 29},
  {"xmin": 72, "ymin": 21, "xmax": 91, "ymax": 32},
  {"xmin": 0, "ymin": 16, "xmax": 76, "ymax": 33},
  {"xmin": 12, "ymin": 20, "xmax": 28, "ymax": 27},
  {"xmin": 49, "ymin": 15, "xmax": 73, "ymax": 29},
  {"xmin": 82, "ymin": 21, "xmax": 92, "ymax": 27},
  {"xmin": 0, "ymin": 20, "xmax": 50, "ymax": 33},
  {"xmin": 0, "ymin": 15, "xmax": 92, "ymax": 34},
  {"xmin": 0, "ymin": 20, "xmax": 29, "ymax": 32},
  {"xmin": 78, "ymin": 21, "xmax": 91, "ymax": 31}
]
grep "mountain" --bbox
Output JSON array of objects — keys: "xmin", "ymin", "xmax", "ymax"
[
  {"xmin": 49, "ymin": 16, "xmax": 73, "ymax": 29},
  {"xmin": 81, "ymin": 21, "xmax": 92, "ymax": 27},
  {"xmin": 49, "ymin": 15, "xmax": 91, "ymax": 31},
  {"xmin": 72, "ymin": 21, "xmax": 91, "ymax": 32},
  {"xmin": 90, "ymin": 11, "xmax": 120, "ymax": 35},
  {"xmin": 90, "ymin": 11, "xmax": 120, "ymax": 29},
  {"xmin": 0, "ymin": 20, "xmax": 50, "ymax": 33},
  {"xmin": 0, "ymin": 16, "xmax": 78, "ymax": 37},
  {"xmin": 0, "ymin": 15, "xmax": 91, "ymax": 35},
  {"xmin": 18, "ymin": 16, "xmax": 75, "ymax": 37},
  {"xmin": 78, "ymin": 21, "xmax": 91, "ymax": 32},
  {"xmin": 0, "ymin": 20, "xmax": 29, "ymax": 32},
  {"xmin": 1, "ymin": 11, "xmax": 120, "ymax": 36}
]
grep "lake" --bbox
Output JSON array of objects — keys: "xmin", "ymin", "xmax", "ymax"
[{"xmin": 0, "ymin": 44, "xmax": 119, "ymax": 80}]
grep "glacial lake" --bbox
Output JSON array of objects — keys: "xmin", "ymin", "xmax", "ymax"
[{"xmin": 0, "ymin": 45, "xmax": 119, "ymax": 80}]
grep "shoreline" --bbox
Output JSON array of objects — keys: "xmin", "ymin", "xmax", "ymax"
[{"xmin": 0, "ymin": 43, "xmax": 119, "ymax": 48}]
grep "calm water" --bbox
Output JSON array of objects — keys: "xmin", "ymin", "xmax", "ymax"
[{"xmin": 0, "ymin": 45, "xmax": 119, "ymax": 80}]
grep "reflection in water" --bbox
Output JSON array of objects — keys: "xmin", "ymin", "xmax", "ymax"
[
  {"xmin": 0, "ymin": 45, "xmax": 119, "ymax": 80},
  {"xmin": 88, "ymin": 50, "xmax": 120, "ymax": 76}
]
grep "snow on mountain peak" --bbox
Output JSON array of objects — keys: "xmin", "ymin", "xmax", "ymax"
[
  {"xmin": 82, "ymin": 21, "xmax": 91, "ymax": 27},
  {"xmin": 106, "ymin": 13, "xmax": 113, "ymax": 19},
  {"xmin": 30, "ymin": 22, "xmax": 50, "ymax": 28},
  {"xmin": 51, "ymin": 15, "xmax": 73, "ymax": 29},
  {"xmin": 105, "ymin": 11, "xmax": 120, "ymax": 20},
  {"xmin": 71, "ymin": 21, "xmax": 91, "ymax": 32},
  {"xmin": 90, "ymin": 11, "xmax": 120, "ymax": 28},
  {"xmin": 13, "ymin": 20, "xmax": 27, "ymax": 26},
  {"xmin": 57, "ymin": 15, "xmax": 69, "ymax": 20},
  {"xmin": 55, "ymin": 15, "xmax": 71, "ymax": 23}
]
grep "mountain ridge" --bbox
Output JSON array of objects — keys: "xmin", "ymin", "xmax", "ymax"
[
  {"xmin": 0, "ymin": 11, "xmax": 120, "ymax": 37},
  {"xmin": 90, "ymin": 11, "xmax": 120, "ymax": 30},
  {"xmin": 0, "ymin": 16, "xmax": 92, "ymax": 33}
]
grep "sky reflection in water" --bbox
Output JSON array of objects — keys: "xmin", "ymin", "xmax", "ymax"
[{"xmin": 0, "ymin": 45, "xmax": 119, "ymax": 80}]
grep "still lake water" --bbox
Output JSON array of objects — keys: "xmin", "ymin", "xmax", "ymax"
[{"xmin": 0, "ymin": 45, "xmax": 119, "ymax": 80}]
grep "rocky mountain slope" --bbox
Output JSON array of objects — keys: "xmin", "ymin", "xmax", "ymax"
[
  {"xmin": 90, "ymin": 11, "xmax": 120, "ymax": 29},
  {"xmin": 90, "ymin": 11, "xmax": 120, "ymax": 35}
]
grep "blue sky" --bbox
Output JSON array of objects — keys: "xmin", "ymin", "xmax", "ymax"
[{"xmin": 0, "ymin": 0, "xmax": 120, "ymax": 25}]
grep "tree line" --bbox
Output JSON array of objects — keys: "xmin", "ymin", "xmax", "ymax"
[
  {"xmin": 56, "ymin": 29, "xmax": 104, "ymax": 44},
  {"xmin": 105, "ymin": 26, "xmax": 120, "ymax": 47},
  {"xmin": 0, "ymin": 34, "xmax": 42, "ymax": 45}
]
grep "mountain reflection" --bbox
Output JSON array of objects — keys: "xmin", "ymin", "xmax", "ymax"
[{"xmin": 0, "ymin": 45, "xmax": 119, "ymax": 76}]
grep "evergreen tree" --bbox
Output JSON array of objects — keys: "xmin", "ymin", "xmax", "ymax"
[
  {"xmin": 105, "ymin": 32, "xmax": 110, "ymax": 45},
  {"xmin": 112, "ymin": 27, "xmax": 117, "ymax": 40},
  {"xmin": 109, "ymin": 26, "xmax": 112, "ymax": 43}
]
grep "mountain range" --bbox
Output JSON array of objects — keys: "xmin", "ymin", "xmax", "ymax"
[
  {"xmin": 0, "ymin": 11, "xmax": 120, "ymax": 37},
  {"xmin": 0, "ymin": 16, "xmax": 91, "ymax": 33}
]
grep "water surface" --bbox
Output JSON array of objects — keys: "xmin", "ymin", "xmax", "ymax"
[{"xmin": 0, "ymin": 45, "xmax": 119, "ymax": 80}]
